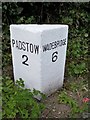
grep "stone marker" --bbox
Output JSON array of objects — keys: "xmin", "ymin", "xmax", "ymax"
[{"xmin": 10, "ymin": 24, "xmax": 68, "ymax": 95}]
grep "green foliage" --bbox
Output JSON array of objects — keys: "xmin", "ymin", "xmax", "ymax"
[
  {"xmin": 69, "ymin": 81, "xmax": 86, "ymax": 93},
  {"xmin": 59, "ymin": 91, "xmax": 79, "ymax": 114},
  {"xmin": 59, "ymin": 3, "xmax": 89, "ymax": 77},
  {"xmin": 68, "ymin": 62, "xmax": 87, "ymax": 76},
  {"xmin": 2, "ymin": 3, "xmax": 22, "ymax": 68},
  {"xmin": 58, "ymin": 90, "xmax": 88, "ymax": 117},
  {"xmin": 17, "ymin": 16, "xmax": 35, "ymax": 24},
  {"xmin": 59, "ymin": 78, "xmax": 88, "ymax": 117},
  {"xmin": 66, "ymin": 33, "xmax": 88, "ymax": 76},
  {"xmin": 2, "ymin": 77, "xmax": 45, "ymax": 118}
]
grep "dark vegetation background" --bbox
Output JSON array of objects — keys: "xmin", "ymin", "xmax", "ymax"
[
  {"xmin": 2, "ymin": 2, "xmax": 90, "ymax": 119},
  {"xmin": 2, "ymin": 2, "xmax": 89, "ymax": 78}
]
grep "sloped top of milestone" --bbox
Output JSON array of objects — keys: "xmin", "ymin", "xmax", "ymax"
[{"xmin": 10, "ymin": 24, "xmax": 68, "ymax": 33}]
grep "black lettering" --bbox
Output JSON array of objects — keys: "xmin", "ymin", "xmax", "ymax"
[
  {"xmin": 26, "ymin": 42, "xmax": 29, "ymax": 52},
  {"xmin": 16, "ymin": 40, "xmax": 19, "ymax": 49},
  {"xmin": 22, "ymin": 55, "xmax": 29, "ymax": 66},
  {"xmin": 30, "ymin": 43, "xmax": 33, "ymax": 53},
  {"xmin": 19, "ymin": 41, "xmax": 22, "ymax": 50},
  {"xmin": 50, "ymin": 42, "xmax": 55, "ymax": 49},
  {"xmin": 42, "ymin": 45, "xmax": 48, "ymax": 52},
  {"xmin": 47, "ymin": 44, "xmax": 51, "ymax": 50},
  {"xmin": 52, "ymin": 51, "xmax": 58, "ymax": 62},
  {"xmin": 54, "ymin": 41, "xmax": 57, "ymax": 49},
  {"xmin": 59, "ymin": 40, "xmax": 62, "ymax": 46},
  {"xmin": 12, "ymin": 39, "xmax": 15, "ymax": 47},
  {"xmin": 34, "ymin": 45, "xmax": 39, "ymax": 54},
  {"xmin": 56, "ymin": 41, "xmax": 60, "ymax": 47},
  {"xmin": 13, "ymin": 39, "xmax": 40, "ymax": 54},
  {"xmin": 22, "ymin": 42, "xmax": 26, "ymax": 51},
  {"xmin": 42, "ymin": 38, "xmax": 66, "ymax": 53},
  {"xmin": 63, "ymin": 38, "xmax": 66, "ymax": 45}
]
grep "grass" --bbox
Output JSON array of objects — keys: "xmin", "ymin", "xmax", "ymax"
[{"xmin": 58, "ymin": 77, "xmax": 89, "ymax": 118}]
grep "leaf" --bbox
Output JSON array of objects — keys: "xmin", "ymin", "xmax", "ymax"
[
  {"xmin": 84, "ymin": 33, "xmax": 88, "ymax": 37},
  {"xmin": 74, "ymin": 68, "xmax": 80, "ymax": 74},
  {"xmin": 2, "ymin": 77, "xmax": 45, "ymax": 118}
]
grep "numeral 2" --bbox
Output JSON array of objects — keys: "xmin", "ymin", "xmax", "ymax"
[{"xmin": 22, "ymin": 55, "xmax": 29, "ymax": 66}]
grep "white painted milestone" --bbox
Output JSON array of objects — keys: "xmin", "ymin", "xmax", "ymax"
[{"xmin": 10, "ymin": 24, "xmax": 68, "ymax": 95}]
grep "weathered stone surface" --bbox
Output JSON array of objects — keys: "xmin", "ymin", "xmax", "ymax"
[{"xmin": 10, "ymin": 24, "xmax": 68, "ymax": 95}]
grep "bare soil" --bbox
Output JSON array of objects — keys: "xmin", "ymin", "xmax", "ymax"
[{"xmin": 41, "ymin": 90, "xmax": 71, "ymax": 118}]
